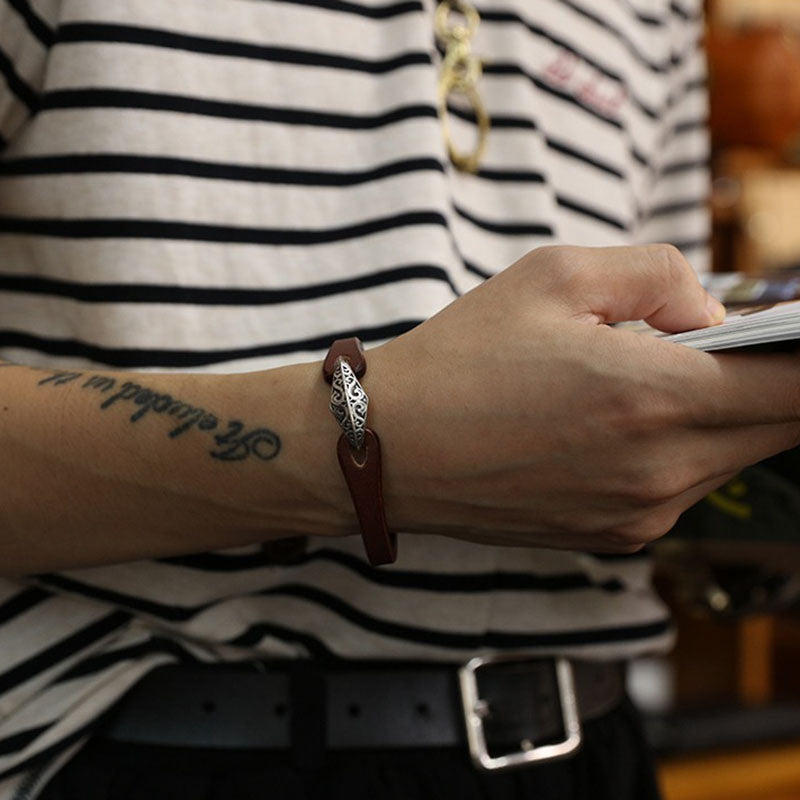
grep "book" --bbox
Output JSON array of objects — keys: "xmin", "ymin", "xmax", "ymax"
[
  {"xmin": 632, "ymin": 271, "xmax": 800, "ymax": 351},
  {"xmin": 662, "ymin": 299, "xmax": 800, "ymax": 351}
]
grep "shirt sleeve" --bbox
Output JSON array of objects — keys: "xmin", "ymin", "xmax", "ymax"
[
  {"xmin": 636, "ymin": 0, "xmax": 711, "ymax": 274},
  {"xmin": 0, "ymin": 0, "xmax": 57, "ymax": 150}
]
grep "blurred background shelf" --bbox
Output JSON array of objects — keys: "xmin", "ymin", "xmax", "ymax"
[
  {"xmin": 659, "ymin": 740, "xmax": 800, "ymax": 800},
  {"xmin": 646, "ymin": 5, "xmax": 800, "ymax": 796}
]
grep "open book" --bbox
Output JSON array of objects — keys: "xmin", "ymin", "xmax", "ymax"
[
  {"xmin": 662, "ymin": 299, "xmax": 800, "ymax": 351},
  {"xmin": 638, "ymin": 272, "xmax": 800, "ymax": 352}
]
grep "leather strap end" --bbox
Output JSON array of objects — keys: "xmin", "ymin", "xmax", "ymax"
[
  {"xmin": 336, "ymin": 430, "xmax": 397, "ymax": 566},
  {"xmin": 323, "ymin": 338, "xmax": 366, "ymax": 383}
]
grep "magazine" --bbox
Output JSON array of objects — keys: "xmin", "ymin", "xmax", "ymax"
[
  {"xmin": 636, "ymin": 271, "xmax": 800, "ymax": 352},
  {"xmin": 662, "ymin": 298, "xmax": 800, "ymax": 351}
]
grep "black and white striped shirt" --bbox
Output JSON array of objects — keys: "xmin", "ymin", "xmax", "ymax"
[{"xmin": 0, "ymin": 0, "xmax": 708, "ymax": 794}]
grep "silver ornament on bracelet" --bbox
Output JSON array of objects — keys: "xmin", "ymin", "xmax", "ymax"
[{"xmin": 328, "ymin": 356, "xmax": 369, "ymax": 451}]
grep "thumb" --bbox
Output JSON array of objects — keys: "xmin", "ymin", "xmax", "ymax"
[{"xmin": 564, "ymin": 244, "xmax": 725, "ymax": 332}]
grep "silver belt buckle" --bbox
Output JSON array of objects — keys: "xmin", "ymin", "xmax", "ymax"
[{"xmin": 458, "ymin": 654, "xmax": 582, "ymax": 771}]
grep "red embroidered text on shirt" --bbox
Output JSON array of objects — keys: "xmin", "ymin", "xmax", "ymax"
[{"xmin": 543, "ymin": 49, "xmax": 628, "ymax": 117}]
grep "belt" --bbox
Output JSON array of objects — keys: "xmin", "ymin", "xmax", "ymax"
[{"xmin": 98, "ymin": 656, "xmax": 625, "ymax": 772}]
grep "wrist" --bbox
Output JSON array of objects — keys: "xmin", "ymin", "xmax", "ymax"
[{"xmin": 228, "ymin": 362, "xmax": 359, "ymax": 540}]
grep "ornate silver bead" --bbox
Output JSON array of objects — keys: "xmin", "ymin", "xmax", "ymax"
[{"xmin": 328, "ymin": 356, "xmax": 369, "ymax": 450}]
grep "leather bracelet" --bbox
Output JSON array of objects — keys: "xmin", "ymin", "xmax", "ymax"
[{"xmin": 322, "ymin": 338, "xmax": 397, "ymax": 566}]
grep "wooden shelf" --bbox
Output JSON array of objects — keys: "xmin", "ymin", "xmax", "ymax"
[{"xmin": 659, "ymin": 741, "xmax": 800, "ymax": 800}]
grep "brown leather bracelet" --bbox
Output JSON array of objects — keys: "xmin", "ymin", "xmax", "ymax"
[{"xmin": 323, "ymin": 338, "xmax": 397, "ymax": 566}]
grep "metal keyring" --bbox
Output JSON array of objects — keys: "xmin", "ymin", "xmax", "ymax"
[
  {"xmin": 434, "ymin": 0, "xmax": 479, "ymax": 42},
  {"xmin": 438, "ymin": 67, "xmax": 490, "ymax": 173},
  {"xmin": 435, "ymin": 0, "xmax": 490, "ymax": 172}
]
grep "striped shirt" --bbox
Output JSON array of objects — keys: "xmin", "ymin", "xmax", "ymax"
[{"xmin": 0, "ymin": 0, "xmax": 708, "ymax": 795}]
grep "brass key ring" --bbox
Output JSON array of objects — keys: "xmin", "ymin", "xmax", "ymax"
[
  {"xmin": 435, "ymin": 0, "xmax": 490, "ymax": 172},
  {"xmin": 434, "ymin": 0, "xmax": 479, "ymax": 41}
]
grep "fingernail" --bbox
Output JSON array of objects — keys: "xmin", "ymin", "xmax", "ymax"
[{"xmin": 706, "ymin": 295, "xmax": 726, "ymax": 324}]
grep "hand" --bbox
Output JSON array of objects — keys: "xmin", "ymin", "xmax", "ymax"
[{"xmin": 365, "ymin": 245, "xmax": 800, "ymax": 552}]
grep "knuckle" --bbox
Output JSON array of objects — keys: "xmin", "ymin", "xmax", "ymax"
[
  {"xmin": 611, "ymin": 540, "xmax": 647, "ymax": 555},
  {"xmin": 646, "ymin": 508, "xmax": 682, "ymax": 539},
  {"xmin": 601, "ymin": 524, "xmax": 648, "ymax": 551},
  {"xmin": 606, "ymin": 511, "xmax": 677, "ymax": 549},
  {"xmin": 650, "ymin": 243, "xmax": 690, "ymax": 280},
  {"xmin": 601, "ymin": 373, "xmax": 688, "ymax": 438},
  {"xmin": 631, "ymin": 470, "xmax": 687, "ymax": 507},
  {"xmin": 536, "ymin": 245, "xmax": 585, "ymax": 289},
  {"xmin": 606, "ymin": 395, "xmax": 667, "ymax": 438}
]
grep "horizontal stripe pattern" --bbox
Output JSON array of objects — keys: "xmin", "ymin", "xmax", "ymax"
[
  {"xmin": 0, "ymin": 318, "xmax": 423, "ymax": 368},
  {"xmin": 7, "ymin": 1, "xmax": 54, "ymax": 48},
  {"xmin": 0, "ymin": 264, "xmax": 460, "ymax": 304},
  {"xmin": 0, "ymin": 0, "xmax": 706, "ymax": 786},
  {"xmin": 0, "ymin": 210, "xmax": 449, "ymax": 244},
  {"xmin": 31, "ymin": 555, "xmax": 671, "ymax": 651},
  {"xmin": 56, "ymin": 22, "xmax": 433, "ymax": 73},
  {"xmin": 0, "ymin": 0, "xmax": 52, "ymax": 145},
  {"xmin": 38, "ymin": 89, "xmax": 440, "ymax": 128},
  {"xmin": 271, "ymin": 0, "xmax": 425, "ymax": 19},
  {"xmin": 0, "ymin": 153, "xmax": 447, "ymax": 183}
]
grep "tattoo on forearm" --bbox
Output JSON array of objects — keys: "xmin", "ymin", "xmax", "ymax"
[{"xmin": 37, "ymin": 370, "xmax": 281, "ymax": 462}]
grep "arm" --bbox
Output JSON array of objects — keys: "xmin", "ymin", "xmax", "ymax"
[
  {"xmin": 0, "ymin": 359, "xmax": 351, "ymax": 574},
  {"xmin": 3, "ymin": 243, "xmax": 800, "ymax": 575}
]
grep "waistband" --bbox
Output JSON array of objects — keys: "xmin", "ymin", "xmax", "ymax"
[{"xmin": 96, "ymin": 658, "xmax": 626, "ymax": 771}]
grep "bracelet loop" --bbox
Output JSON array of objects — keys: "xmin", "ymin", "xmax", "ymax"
[{"xmin": 323, "ymin": 338, "xmax": 397, "ymax": 566}]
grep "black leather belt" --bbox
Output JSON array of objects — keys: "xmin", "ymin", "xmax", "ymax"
[{"xmin": 97, "ymin": 658, "xmax": 625, "ymax": 772}]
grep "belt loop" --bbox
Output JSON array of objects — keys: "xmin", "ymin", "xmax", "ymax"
[{"xmin": 289, "ymin": 665, "xmax": 326, "ymax": 770}]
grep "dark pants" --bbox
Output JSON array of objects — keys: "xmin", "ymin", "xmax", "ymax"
[{"xmin": 39, "ymin": 698, "xmax": 662, "ymax": 800}]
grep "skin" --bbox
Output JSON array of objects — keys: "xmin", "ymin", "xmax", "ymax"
[{"xmin": 2, "ymin": 243, "xmax": 800, "ymax": 575}]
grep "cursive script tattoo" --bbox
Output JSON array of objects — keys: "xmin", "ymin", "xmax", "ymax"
[
  {"xmin": 37, "ymin": 370, "xmax": 280, "ymax": 462},
  {"xmin": 38, "ymin": 371, "xmax": 83, "ymax": 386}
]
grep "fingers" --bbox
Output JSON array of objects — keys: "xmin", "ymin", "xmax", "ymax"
[
  {"xmin": 543, "ymin": 244, "xmax": 724, "ymax": 331},
  {"xmin": 668, "ymin": 471, "xmax": 742, "ymax": 521},
  {"xmin": 532, "ymin": 242, "xmax": 800, "ymax": 428},
  {"xmin": 608, "ymin": 471, "xmax": 740, "ymax": 551},
  {"xmin": 588, "ymin": 422, "xmax": 800, "ymax": 550},
  {"xmin": 682, "ymin": 423, "xmax": 800, "ymax": 485},
  {"xmin": 599, "ymin": 321, "xmax": 800, "ymax": 429},
  {"xmin": 676, "ymin": 349, "xmax": 800, "ymax": 428},
  {"xmin": 630, "ymin": 422, "xmax": 800, "ymax": 505}
]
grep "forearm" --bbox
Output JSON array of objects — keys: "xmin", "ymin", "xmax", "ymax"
[
  {"xmin": 6, "ymin": 244, "xmax": 800, "ymax": 576},
  {"xmin": 0, "ymin": 361, "xmax": 353, "ymax": 575}
]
